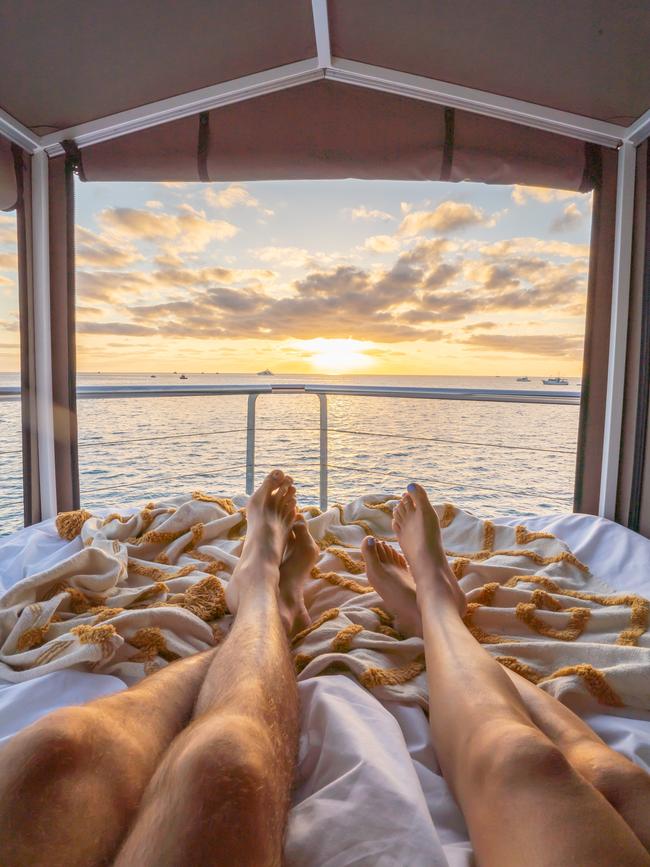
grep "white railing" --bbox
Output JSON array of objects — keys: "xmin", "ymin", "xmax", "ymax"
[{"xmin": 0, "ymin": 383, "xmax": 580, "ymax": 512}]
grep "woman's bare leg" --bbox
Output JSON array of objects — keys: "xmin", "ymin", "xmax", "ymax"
[
  {"xmin": 361, "ymin": 532, "xmax": 650, "ymax": 850},
  {"xmin": 366, "ymin": 484, "xmax": 650, "ymax": 866},
  {"xmin": 114, "ymin": 469, "xmax": 301, "ymax": 867},
  {"xmin": 0, "ymin": 472, "xmax": 316, "ymax": 867}
]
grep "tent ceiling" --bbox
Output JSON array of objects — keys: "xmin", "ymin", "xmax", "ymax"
[
  {"xmin": 330, "ymin": 0, "xmax": 650, "ymax": 125},
  {"xmin": 0, "ymin": 0, "xmax": 316, "ymax": 130},
  {"xmin": 0, "ymin": 0, "xmax": 648, "ymax": 138}
]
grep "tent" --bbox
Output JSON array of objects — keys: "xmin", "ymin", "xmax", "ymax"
[{"xmin": 0, "ymin": 0, "xmax": 649, "ymax": 532}]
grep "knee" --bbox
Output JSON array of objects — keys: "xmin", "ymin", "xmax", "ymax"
[
  {"xmin": 173, "ymin": 715, "xmax": 274, "ymax": 811},
  {"xmin": 472, "ymin": 723, "xmax": 574, "ymax": 791},
  {"xmin": 17, "ymin": 707, "xmax": 95, "ymax": 775},
  {"xmin": 589, "ymin": 755, "xmax": 650, "ymax": 810}
]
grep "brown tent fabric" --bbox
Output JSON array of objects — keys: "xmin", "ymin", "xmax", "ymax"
[
  {"xmin": 573, "ymin": 147, "xmax": 618, "ymax": 516},
  {"xmin": 329, "ymin": 0, "xmax": 650, "ymax": 125},
  {"xmin": 617, "ymin": 141, "xmax": 650, "ymax": 536},
  {"xmin": 80, "ymin": 81, "xmax": 598, "ymax": 190},
  {"xmin": 48, "ymin": 155, "xmax": 79, "ymax": 514},
  {"xmin": 0, "ymin": 136, "xmax": 17, "ymax": 211},
  {"xmin": 13, "ymin": 146, "xmax": 41, "ymax": 524}
]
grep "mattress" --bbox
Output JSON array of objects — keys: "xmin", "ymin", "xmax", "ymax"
[{"xmin": 1, "ymin": 510, "xmax": 649, "ymax": 867}]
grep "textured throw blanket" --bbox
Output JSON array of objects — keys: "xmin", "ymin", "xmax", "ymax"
[{"xmin": 0, "ymin": 493, "xmax": 648, "ymax": 714}]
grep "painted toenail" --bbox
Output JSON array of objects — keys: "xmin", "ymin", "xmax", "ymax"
[
  {"xmin": 272, "ymin": 470, "xmax": 282, "ymax": 478},
  {"xmin": 366, "ymin": 537, "xmax": 375, "ymax": 546},
  {"xmin": 407, "ymin": 483, "xmax": 416, "ymax": 493}
]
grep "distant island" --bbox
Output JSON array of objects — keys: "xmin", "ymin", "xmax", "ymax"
[{"xmin": 257, "ymin": 369, "xmax": 273, "ymax": 376}]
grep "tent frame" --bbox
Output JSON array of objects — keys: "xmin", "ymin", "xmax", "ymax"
[{"xmin": 0, "ymin": 0, "xmax": 648, "ymax": 521}]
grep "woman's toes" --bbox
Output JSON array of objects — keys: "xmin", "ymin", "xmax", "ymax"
[
  {"xmin": 361, "ymin": 536, "xmax": 380, "ymax": 569},
  {"xmin": 376, "ymin": 541, "xmax": 390, "ymax": 562},
  {"xmin": 392, "ymin": 517, "xmax": 401, "ymax": 534},
  {"xmin": 406, "ymin": 482, "xmax": 431, "ymax": 510},
  {"xmin": 401, "ymin": 492, "xmax": 415, "ymax": 512}
]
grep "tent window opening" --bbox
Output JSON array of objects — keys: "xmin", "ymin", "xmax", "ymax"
[{"xmin": 72, "ymin": 176, "xmax": 593, "ymax": 518}]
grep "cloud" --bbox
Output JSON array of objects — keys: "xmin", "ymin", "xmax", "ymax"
[
  {"xmin": 97, "ymin": 206, "xmax": 239, "ymax": 254},
  {"xmin": 480, "ymin": 237, "xmax": 589, "ymax": 259},
  {"xmin": 363, "ymin": 234, "xmax": 400, "ymax": 253},
  {"xmin": 204, "ymin": 184, "xmax": 274, "ymax": 216},
  {"xmin": 75, "ymin": 226, "xmax": 142, "ymax": 268},
  {"xmin": 145, "ymin": 200, "xmax": 163, "ymax": 209},
  {"xmin": 346, "ymin": 205, "xmax": 394, "ymax": 222},
  {"xmin": 462, "ymin": 332, "xmax": 583, "ymax": 357},
  {"xmin": 512, "ymin": 185, "xmax": 582, "ymax": 205},
  {"xmin": 550, "ymin": 203, "xmax": 585, "ymax": 233},
  {"xmin": 0, "ymin": 252, "xmax": 17, "ymax": 270},
  {"xmin": 398, "ymin": 202, "xmax": 489, "ymax": 236},
  {"xmin": 77, "ymin": 321, "xmax": 158, "ymax": 336}
]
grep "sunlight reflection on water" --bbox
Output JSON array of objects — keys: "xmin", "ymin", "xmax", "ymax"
[{"xmin": 0, "ymin": 373, "xmax": 579, "ymax": 535}]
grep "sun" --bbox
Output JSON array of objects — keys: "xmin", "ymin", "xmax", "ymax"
[{"xmin": 295, "ymin": 338, "xmax": 376, "ymax": 373}]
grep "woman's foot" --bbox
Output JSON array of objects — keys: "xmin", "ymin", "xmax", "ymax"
[
  {"xmin": 361, "ymin": 538, "xmax": 423, "ymax": 637},
  {"xmin": 391, "ymin": 483, "xmax": 466, "ymax": 614},
  {"xmin": 279, "ymin": 515, "xmax": 319, "ymax": 636},
  {"xmin": 225, "ymin": 470, "xmax": 297, "ymax": 613}
]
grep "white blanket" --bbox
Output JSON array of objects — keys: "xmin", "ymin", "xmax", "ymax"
[{"xmin": 1, "ymin": 504, "xmax": 649, "ymax": 867}]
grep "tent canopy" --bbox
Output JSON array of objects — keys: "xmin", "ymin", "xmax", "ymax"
[{"xmin": 0, "ymin": 0, "xmax": 648, "ymax": 133}]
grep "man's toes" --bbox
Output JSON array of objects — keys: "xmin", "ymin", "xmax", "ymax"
[
  {"xmin": 361, "ymin": 536, "xmax": 381, "ymax": 570},
  {"xmin": 260, "ymin": 469, "xmax": 284, "ymax": 495},
  {"xmin": 406, "ymin": 482, "xmax": 431, "ymax": 510}
]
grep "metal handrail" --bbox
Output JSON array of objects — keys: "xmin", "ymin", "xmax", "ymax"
[{"xmin": 0, "ymin": 383, "xmax": 581, "ymax": 510}]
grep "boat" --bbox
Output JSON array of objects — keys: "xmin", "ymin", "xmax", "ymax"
[
  {"xmin": 257, "ymin": 369, "xmax": 273, "ymax": 376},
  {"xmin": 179, "ymin": 374, "xmax": 188, "ymax": 380},
  {"xmin": 543, "ymin": 377, "xmax": 569, "ymax": 385},
  {"xmin": 516, "ymin": 376, "xmax": 530, "ymax": 382}
]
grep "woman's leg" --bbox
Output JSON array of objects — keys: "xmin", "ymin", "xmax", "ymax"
[
  {"xmin": 361, "ymin": 532, "xmax": 650, "ymax": 850},
  {"xmin": 373, "ymin": 483, "xmax": 650, "ymax": 866}
]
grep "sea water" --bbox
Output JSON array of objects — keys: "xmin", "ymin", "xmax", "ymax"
[{"xmin": 0, "ymin": 373, "xmax": 580, "ymax": 535}]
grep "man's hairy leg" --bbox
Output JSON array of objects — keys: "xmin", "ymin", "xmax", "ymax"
[
  {"xmin": 0, "ymin": 647, "xmax": 217, "ymax": 867},
  {"xmin": 114, "ymin": 469, "xmax": 300, "ymax": 867}
]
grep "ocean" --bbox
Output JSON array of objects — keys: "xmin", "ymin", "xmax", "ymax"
[{"xmin": 0, "ymin": 373, "xmax": 580, "ymax": 535}]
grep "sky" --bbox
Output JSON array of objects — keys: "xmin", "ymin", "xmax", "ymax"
[{"xmin": 0, "ymin": 178, "xmax": 592, "ymax": 376}]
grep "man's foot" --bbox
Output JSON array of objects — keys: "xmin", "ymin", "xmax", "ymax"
[
  {"xmin": 225, "ymin": 470, "xmax": 297, "ymax": 613},
  {"xmin": 361, "ymin": 538, "xmax": 423, "ymax": 637},
  {"xmin": 279, "ymin": 515, "xmax": 319, "ymax": 636},
  {"xmin": 391, "ymin": 483, "xmax": 466, "ymax": 614}
]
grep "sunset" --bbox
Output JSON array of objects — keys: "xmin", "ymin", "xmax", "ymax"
[{"xmin": 0, "ymin": 179, "xmax": 593, "ymax": 376}]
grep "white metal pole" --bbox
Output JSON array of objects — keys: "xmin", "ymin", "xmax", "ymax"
[
  {"xmin": 599, "ymin": 141, "xmax": 637, "ymax": 519},
  {"xmin": 31, "ymin": 149, "xmax": 57, "ymax": 519}
]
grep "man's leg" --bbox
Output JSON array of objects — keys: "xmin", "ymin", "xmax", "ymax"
[
  {"xmin": 0, "ymin": 648, "xmax": 217, "ymax": 867},
  {"xmin": 114, "ymin": 469, "xmax": 300, "ymax": 867}
]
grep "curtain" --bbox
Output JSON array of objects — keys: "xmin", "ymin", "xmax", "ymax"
[
  {"xmin": 573, "ymin": 148, "xmax": 617, "ymax": 515},
  {"xmin": 617, "ymin": 140, "xmax": 650, "ymax": 535},
  {"xmin": 48, "ymin": 155, "xmax": 79, "ymax": 513}
]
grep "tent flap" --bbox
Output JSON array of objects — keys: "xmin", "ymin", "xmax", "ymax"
[
  {"xmin": 78, "ymin": 81, "xmax": 598, "ymax": 190},
  {"xmin": 0, "ymin": 135, "xmax": 17, "ymax": 210}
]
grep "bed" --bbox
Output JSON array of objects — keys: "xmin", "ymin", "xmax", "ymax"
[{"xmin": 1, "ymin": 505, "xmax": 649, "ymax": 867}]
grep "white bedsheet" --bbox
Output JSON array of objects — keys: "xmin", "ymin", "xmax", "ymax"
[{"xmin": 1, "ymin": 511, "xmax": 649, "ymax": 867}]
